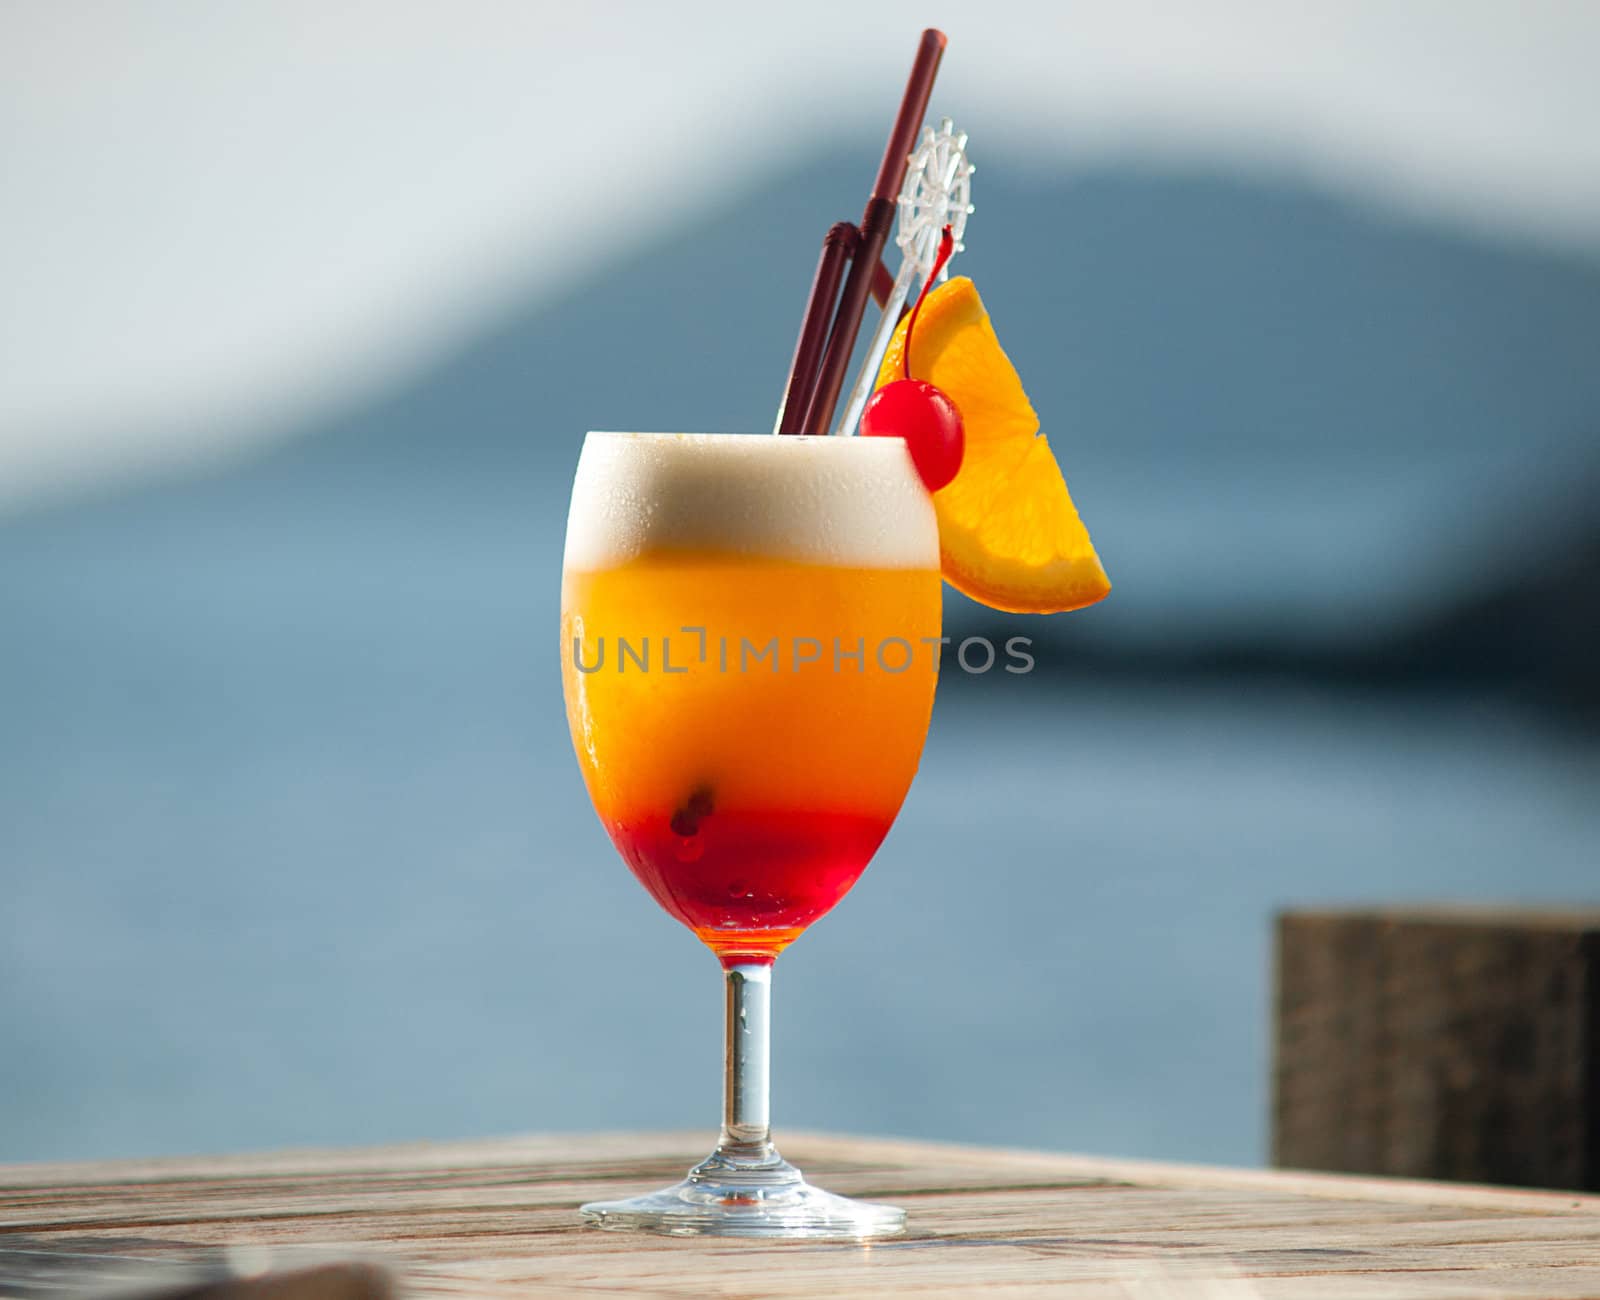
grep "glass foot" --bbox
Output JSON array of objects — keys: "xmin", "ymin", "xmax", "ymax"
[{"xmin": 580, "ymin": 1147, "xmax": 905, "ymax": 1239}]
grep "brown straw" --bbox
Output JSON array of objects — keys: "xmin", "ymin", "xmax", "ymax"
[
  {"xmin": 774, "ymin": 222, "xmax": 857, "ymax": 435},
  {"xmin": 777, "ymin": 237, "xmax": 896, "ymax": 435},
  {"xmin": 870, "ymin": 258, "xmax": 895, "ymax": 309},
  {"xmin": 798, "ymin": 28, "xmax": 946, "ymax": 435}
]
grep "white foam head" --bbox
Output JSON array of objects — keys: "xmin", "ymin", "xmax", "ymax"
[{"xmin": 563, "ymin": 432, "xmax": 939, "ymax": 571}]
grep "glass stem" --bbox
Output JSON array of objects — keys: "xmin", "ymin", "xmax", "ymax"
[{"xmin": 717, "ymin": 963, "xmax": 778, "ymax": 1166}]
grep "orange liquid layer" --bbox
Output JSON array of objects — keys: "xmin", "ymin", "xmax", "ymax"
[{"xmin": 562, "ymin": 550, "xmax": 940, "ymax": 962}]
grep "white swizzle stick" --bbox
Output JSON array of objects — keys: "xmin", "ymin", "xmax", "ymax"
[{"xmin": 836, "ymin": 119, "xmax": 974, "ymax": 437}]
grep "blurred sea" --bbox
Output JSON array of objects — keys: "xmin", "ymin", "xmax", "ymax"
[{"xmin": 4, "ymin": 154, "xmax": 1599, "ymax": 1165}]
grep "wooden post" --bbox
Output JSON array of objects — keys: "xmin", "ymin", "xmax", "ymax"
[{"xmin": 1274, "ymin": 906, "xmax": 1600, "ymax": 1191}]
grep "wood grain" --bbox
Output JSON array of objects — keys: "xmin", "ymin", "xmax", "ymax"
[
  {"xmin": 3, "ymin": 1133, "xmax": 1600, "ymax": 1297},
  {"xmin": 1274, "ymin": 906, "xmax": 1600, "ymax": 1191}
]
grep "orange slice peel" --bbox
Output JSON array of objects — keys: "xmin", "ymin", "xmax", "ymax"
[{"xmin": 875, "ymin": 276, "xmax": 1110, "ymax": 614}]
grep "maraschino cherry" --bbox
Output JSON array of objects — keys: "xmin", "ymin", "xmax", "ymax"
[{"xmin": 860, "ymin": 224, "xmax": 964, "ymax": 491}]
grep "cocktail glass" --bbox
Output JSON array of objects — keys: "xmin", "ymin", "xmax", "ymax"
[{"xmin": 560, "ymin": 431, "xmax": 941, "ymax": 1237}]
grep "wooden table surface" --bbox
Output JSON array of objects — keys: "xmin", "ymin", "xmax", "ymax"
[{"xmin": 3, "ymin": 1132, "xmax": 1599, "ymax": 1298}]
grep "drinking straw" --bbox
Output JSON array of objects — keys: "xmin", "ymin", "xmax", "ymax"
[
  {"xmin": 773, "ymin": 233, "xmax": 898, "ymax": 434},
  {"xmin": 773, "ymin": 222, "xmax": 857, "ymax": 435},
  {"xmin": 799, "ymin": 28, "xmax": 946, "ymax": 436}
]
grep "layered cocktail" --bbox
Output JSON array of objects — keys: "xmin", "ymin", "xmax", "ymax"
[
  {"xmin": 562, "ymin": 433, "xmax": 938, "ymax": 1235},
  {"xmin": 556, "ymin": 28, "xmax": 1109, "ymax": 1239}
]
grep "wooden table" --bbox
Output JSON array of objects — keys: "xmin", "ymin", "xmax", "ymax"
[{"xmin": 4, "ymin": 1132, "xmax": 1599, "ymax": 1297}]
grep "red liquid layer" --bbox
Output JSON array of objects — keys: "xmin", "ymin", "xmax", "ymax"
[{"xmin": 605, "ymin": 807, "xmax": 894, "ymax": 964}]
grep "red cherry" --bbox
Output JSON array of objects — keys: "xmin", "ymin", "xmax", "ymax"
[
  {"xmin": 858, "ymin": 222, "xmax": 965, "ymax": 492},
  {"xmin": 861, "ymin": 379, "xmax": 965, "ymax": 491}
]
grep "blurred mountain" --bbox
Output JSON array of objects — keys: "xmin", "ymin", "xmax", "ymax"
[
  {"xmin": 1008, "ymin": 494, "xmax": 1600, "ymax": 728},
  {"xmin": 4, "ymin": 151, "xmax": 1600, "ymax": 708}
]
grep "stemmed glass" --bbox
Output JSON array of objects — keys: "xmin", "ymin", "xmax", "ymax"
[{"xmin": 560, "ymin": 431, "xmax": 940, "ymax": 1237}]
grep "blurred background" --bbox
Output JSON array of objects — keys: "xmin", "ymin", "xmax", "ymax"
[{"xmin": 3, "ymin": 1, "xmax": 1597, "ymax": 1168}]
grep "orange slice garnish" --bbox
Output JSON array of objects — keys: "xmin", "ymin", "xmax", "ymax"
[{"xmin": 876, "ymin": 276, "xmax": 1110, "ymax": 614}]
